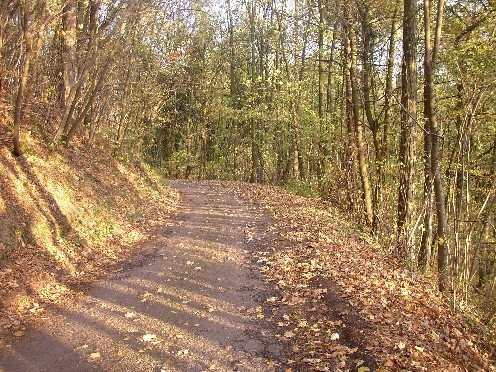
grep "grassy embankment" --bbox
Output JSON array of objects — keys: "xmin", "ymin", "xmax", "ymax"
[{"xmin": 0, "ymin": 128, "xmax": 178, "ymax": 340}]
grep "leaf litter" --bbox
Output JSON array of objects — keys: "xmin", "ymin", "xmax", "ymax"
[{"xmin": 221, "ymin": 181, "xmax": 495, "ymax": 371}]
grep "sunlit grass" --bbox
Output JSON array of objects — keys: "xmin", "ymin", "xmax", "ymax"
[{"xmin": 0, "ymin": 138, "xmax": 179, "ymax": 320}]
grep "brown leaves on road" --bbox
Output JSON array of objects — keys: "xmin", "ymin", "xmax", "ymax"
[{"xmin": 223, "ymin": 182, "xmax": 495, "ymax": 371}]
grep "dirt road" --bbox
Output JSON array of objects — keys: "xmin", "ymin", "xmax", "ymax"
[{"xmin": 0, "ymin": 181, "xmax": 287, "ymax": 371}]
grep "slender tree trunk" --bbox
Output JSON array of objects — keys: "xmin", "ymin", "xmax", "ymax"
[
  {"xmin": 248, "ymin": 0, "xmax": 259, "ymax": 183},
  {"xmin": 423, "ymin": 0, "xmax": 447, "ymax": 292},
  {"xmin": 419, "ymin": 122, "xmax": 433, "ymax": 271},
  {"xmin": 13, "ymin": 0, "xmax": 33, "ymax": 157},
  {"xmin": 452, "ymin": 82, "xmax": 469, "ymax": 292},
  {"xmin": 397, "ymin": 0, "xmax": 418, "ymax": 259},
  {"xmin": 54, "ymin": 0, "xmax": 102, "ymax": 144},
  {"xmin": 360, "ymin": 5, "xmax": 380, "ymax": 231},
  {"xmin": 62, "ymin": 0, "xmax": 77, "ymax": 109},
  {"xmin": 383, "ymin": 2, "xmax": 399, "ymax": 166},
  {"xmin": 326, "ymin": 22, "xmax": 337, "ymax": 114},
  {"xmin": 316, "ymin": 0, "xmax": 326, "ymax": 182},
  {"xmin": 478, "ymin": 137, "xmax": 496, "ymax": 297},
  {"xmin": 419, "ymin": 29, "xmax": 435, "ymax": 271},
  {"xmin": 344, "ymin": 26, "xmax": 358, "ymax": 213},
  {"xmin": 65, "ymin": 58, "xmax": 111, "ymax": 144},
  {"xmin": 115, "ymin": 65, "xmax": 132, "ymax": 153},
  {"xmin": 348, "ymin": 14, "xmax": 374, "ymax": 228},
  {"xmin": 85, "ymin": 106, "xmax": 96, "ymax": 149},
  {"xmin": 227, "ymin": 0, "xmax": 238, "ymax": 107},
  {"xmin": 317, "ymin": 0, "xmax": 325, "ymax": 119}
]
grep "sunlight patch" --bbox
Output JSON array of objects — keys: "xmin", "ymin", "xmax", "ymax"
[{"xmin": 0, "ymin": 196, "xmax": 5, "ymax": 213}]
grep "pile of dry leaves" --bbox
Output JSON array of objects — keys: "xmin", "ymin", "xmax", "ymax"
[{"xmin": 224, "ymin": 182, "xmax": 495, "ymax": 371}]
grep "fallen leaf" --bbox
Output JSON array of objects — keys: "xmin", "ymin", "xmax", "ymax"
[
  {"xmin": 142, "ymin": 333, "xmax": 157, "ymax": 342},
  {"xmin": 452, "ymin": 328, "xmax": 463, "ymax": 339},
  {"xmin": 302, "ymin": 358, "xmax": 321, "ymax": 364},
  {"xmin": 266, "ymin": 360, "xmax": 277, "ymax": 367},
  {"xmin": 384, "ymin": 359, "xmax": 395, "ymax": 367},
  {"xmin": 89, "ymin": 352, "xmax": 100, "ymax": 359},
  {"xmin": 298, "ymin": 320, "xmax": 308, "ymax": 327},
  {"xmin": 177, "ymin": 349, "xmax": 189, "ymax": 356}
]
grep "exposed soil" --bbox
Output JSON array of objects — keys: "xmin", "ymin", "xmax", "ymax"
[{"xmin": 0, "ymin": 181, "xmax": 288, "ymax": 371}]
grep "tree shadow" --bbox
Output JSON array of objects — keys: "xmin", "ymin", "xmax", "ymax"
[
  {"xmin": 0, "ymin": 328, "xmax": 96, "ymax": 372},
  {"xmin": 0, "ymin": 152, "xmax": 94, "ymax": 288},
  {"xmin": 0, "ymin": 181, "xmax": 289, "ymax": 371}
]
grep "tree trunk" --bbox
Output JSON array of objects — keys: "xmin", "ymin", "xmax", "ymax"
[
  {"xmin": 54, "ymin": 0, "xmax": 102, "ymax": 144},
  {"xmin": 344, "ymin": 26, "xmax": 358, "ymax": 214},
  {"xmin": 360, "ymin": 5, "xmax": 380, "ymax": 231},
  {"xmin": 316, "ymin": 0, "xmax": 326, "ymax": 183},
  {"xmin": 13, "ymin": 0, "xmax": 33, "ymax": 157},
  {"xmin": 397, "ymin": 0, "xmax": 418, "ymax": 259},
  {"xmin": 317, "ymin": 0, "xmax": 325, "ymax": 119},
  {"xmin": 115, "ymin": 65, "xmax": 132, "ymax": 154},
  {"xmin": 383, "ymin": 1, "xmax": 399, "ymax": 166},
  {"xmin": 62, "ymin": 0, "xmax": 77, "ymax": 109},
  {"xmin": 326, "ymin": 22, "xmax": 337, "ymax": 114},
  {"xmin": 248, "ymin": 0, "xmax": 259, "ymax": 183},
  {"xmin": 419, "ymin": 39, "xmax": 435, "ymax": 271},
  {"xmin": 423, "ymin": 0, "xmax": 447, "ymax": 291},
  {"xmin": 65, "ymin": 58, "xmax": 111, "ymax": 144},
  {"xmin": 348, "ymin": 14, "xmax": 374, "ymax": 228}
]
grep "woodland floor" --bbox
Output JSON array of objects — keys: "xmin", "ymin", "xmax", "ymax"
[{"xmin": 0, "ymin": 181, "xmax": 495, "ymax": 371}]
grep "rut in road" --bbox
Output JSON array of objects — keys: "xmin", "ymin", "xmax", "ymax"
[{"xmin": 0, "ymin": 181, "xmax": 287, "ymax": 372}]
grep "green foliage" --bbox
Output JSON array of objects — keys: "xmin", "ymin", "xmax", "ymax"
[
  {"xmin": 165, "ymin": 150, "xmax": 192, "ymax": 178},
  {"xmin": 283, "ymin": 180, "xmax": 322, "ymax": 199},
  {"xmin": 85, "ymin": 207, "xmax": 116, "ymax": 244},
  {"xmin": 67, "ymin": 234, "xmax": 85, "ymax": 248}
]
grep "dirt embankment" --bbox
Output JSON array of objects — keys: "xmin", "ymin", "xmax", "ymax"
[{"xmin": 0, "ymin": 130, "xmax": 179, "ymax": 342}]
